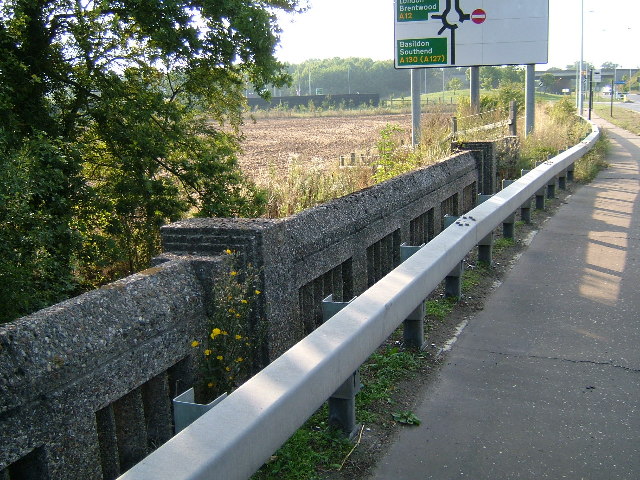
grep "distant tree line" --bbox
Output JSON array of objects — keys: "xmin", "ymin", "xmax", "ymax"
[{"xmin": 246, "ymin": 60, "xmax": 540, "ymax": 99}]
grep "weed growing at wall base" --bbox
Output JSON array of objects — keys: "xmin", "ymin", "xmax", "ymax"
[{"xmin": 192, "ymin": 250, "xmax": 264, "ymax": 401}]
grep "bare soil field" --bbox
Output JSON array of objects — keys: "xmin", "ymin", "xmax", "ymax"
[{"xmin": 237, "ymin": 113, "xmax": 413, "ymax": 181}]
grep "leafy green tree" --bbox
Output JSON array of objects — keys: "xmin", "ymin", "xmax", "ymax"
[
  {"xmin": 600, "ymin": 62, "xmax": 619, "ymax": 70},
  {"xmin": 0, "ymin": 0, "xmax": 303, "ymax": 322},
  {"xmin": 448, "ymin": 78, "xmax": 463, "ymax": 93},
  {"xmin": 539, "ymin": 73, "xmax": 557, "ymax": 93}
]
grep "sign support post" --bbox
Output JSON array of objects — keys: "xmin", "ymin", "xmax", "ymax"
[
  {"xmin": 411, "ymin": 68, "xmax": 421, "ymax": 146},
  {"xmin": 470, "ymin": 66, "xmax": 480, "ymax": 113},
  {"xmin": 525, "ymin": 64, "xmax": 536, "ymax": 136}
]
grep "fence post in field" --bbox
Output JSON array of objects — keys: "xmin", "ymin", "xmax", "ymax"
[{"xmin": 508, "ymin": 101, "xmax": 517, "ymax": 136}]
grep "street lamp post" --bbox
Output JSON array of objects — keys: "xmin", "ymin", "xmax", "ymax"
[{"xmin": 577, "ymin": 0, "xmax": 584, "ymax": 115}]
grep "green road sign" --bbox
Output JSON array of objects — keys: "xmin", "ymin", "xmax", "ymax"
[
  {"xmin": 396, "ymin": 37, "xmax": 447, "ymax": 66},
  {"xmin": 396, "ymin": 0, "xmax": 439, "ymax": 22}
]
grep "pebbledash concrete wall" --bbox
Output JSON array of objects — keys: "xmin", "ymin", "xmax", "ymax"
[{"xmin": 0, "ymin": 145, "xmax": 498, "ymax": 479}]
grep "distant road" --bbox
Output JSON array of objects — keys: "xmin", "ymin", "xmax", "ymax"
[
  {"xmin": 621, "ymin": 93, "xmax": 640, "ymax": 113},
  {"xmin": 593, "ymin": 93, "xmax": 640, "ymax": 114}
]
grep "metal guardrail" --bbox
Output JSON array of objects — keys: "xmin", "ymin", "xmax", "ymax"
[{"xmin": 119, "ymin": 120, "xmax": 600, "ymax": 480}]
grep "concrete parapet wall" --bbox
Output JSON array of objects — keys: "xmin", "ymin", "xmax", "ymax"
[
  {"xmin": 0, "ymin": 258, "xmax": 218, "ymax": 479},
  {"xmin": 0, "ymin": 147, "xmax": 496, "ymax": 479},
  {"xmin": 162, "ymin": 151, "xmax": 480, "ymax": 358}
]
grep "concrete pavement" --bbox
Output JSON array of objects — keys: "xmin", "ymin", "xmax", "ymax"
[{"xmin": 370, "ymin": 116, "xmax": 640, "ymax": 480}]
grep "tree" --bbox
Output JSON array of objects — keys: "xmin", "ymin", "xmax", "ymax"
[
  {"xmin": 539, "ymin": 73, "xmax": 557, "ymax": 93},
  {"xmin": 448, "ymin": 78, "xmax": 463, "ymax": 94},
  {"xmin": 0, "ymin": 0, "xmax": 304, "ymax": 322}
]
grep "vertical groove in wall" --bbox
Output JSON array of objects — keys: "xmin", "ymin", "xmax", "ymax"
[
  {"xmin": 366, "ymin": 229, "xmax": 402, "ymax": 288},
  {"xmin": 96, "ymin": 405, "xmax": 120, "ymax": 480},
  {"xmin": 141, "ymin": 373, "xmax": 173, "ymax": 450},
  {"xmin": 2, "ymin": 447, "xmax": 50, "ymax": 480},
  {"xmin": 440, "ymin": 193, "xmax": 459, "ymax": 230},
  {"xmin": 113, "ymin": 388, "xmax": 148, "ymax": 473},
  {"xmin": 298, "ymin": 258, "xmax": 355, "ymax": 334},
  {"xmin": 342, "ymin": 259, "xmax": 354, "ymax": 301},
  {"xmin": 462, "ymin": 181, "xmax": 478, "ymax": 214}
]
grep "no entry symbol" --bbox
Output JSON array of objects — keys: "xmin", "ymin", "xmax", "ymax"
[{"xmin": 471, "ymin": 8, "xmax": 486, "ymax": 24}]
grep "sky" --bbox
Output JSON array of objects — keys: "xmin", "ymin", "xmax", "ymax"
[{"xmin": 275, "ymin": 0, "xmax": 638, "ymax": 70}]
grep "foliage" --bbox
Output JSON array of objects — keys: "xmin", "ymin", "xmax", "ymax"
[
  {"xmin": 448, "ymin": 77, "xmax": 463, "ymax": 93},
  {"xmin": 372, "ymin": 124, "xmax": 418, "ymax": 183},
  {"xmin": 573, "ymin": 134, "xmax": 610, "ymax": 183},
  {"xmin": 0, "ymin": 0, "xmax": 301, "ymax": 322},
  {"xmin": 252, "ymin": 407, "xmax": 352, "ymax": 479},
  {"xmin": 191, "ymin": 250, "xmax": 264, "ymax": 400},
  {"xmin": 0, "ymin": 132, "xmax": 82, "ymax": 321},
  {"xmin": 252, "ymin": 341, "xmax": 425, "ymax": 478},
  {"xmin": 425, "ymin": 298, "xmax": 456, "ymax": 321},
  {"xmin": 261, "ymin": 160, "xmax": 372, "ymax": 218},
  {"xmin": 594, "ymin": 104, "xmax": 640, "ymax": 136},
  {"xmin": 391, "ymin": 410, "xmax": 421, "ymax": 425}
]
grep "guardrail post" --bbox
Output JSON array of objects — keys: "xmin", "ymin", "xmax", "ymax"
[
  {"xmin": 322, "ymin": 294, "xmax": 361, "ymax": 438},
  {"xmin": 522, "ymin": 169, "xmax": 546, "ymax": 210},
  {"xmin": 558, "ymin": 169, "xmax": 567, "ymax": 190},
  {"xmin": 400, "ymin": 244, "xmax": 427, "ymax": 349},
  {"xmin": 547, "ymin": 178, "xmax": 556, "ymax": 199},
  {"xmin": 173, "ymin": 389, "xmax": 228, "ymax": 434},
  {"xmin": 501, "ymin": 181, "xmax": 516, "ymax": 238},
  {"xmin": 476, "ymin": 195, "xmax": 494, "ymax": 264},
  {"xmin": 443, "ymin": 215, "xmax": 464, "ymax": 297},
  {"xmin": 520, "ymin": 198, "xmax": 532, "ymax": 223},
  {"xmin": 545, "ymin": 155, "xmax": 556, "ymax": 199},
  {"xmin": 567, "ymin": 165, "xmax": 575, "ymax": 182}
]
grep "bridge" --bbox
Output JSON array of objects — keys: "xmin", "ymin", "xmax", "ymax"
[{"xmin": 1, "ymin": 114, "xmax": 639, "ymax": 479}]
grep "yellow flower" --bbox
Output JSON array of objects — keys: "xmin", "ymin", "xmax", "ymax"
[
  {"xmin": 230, "ymin": 271, "xmax": 238, "ymax": 276},
  {"xmin": 235, "ymin": 357, "xmax": 244, "ymax": 363},
  {"xmin": 191, "ymin": 340, "xmax": 199, "ymax": 348},
  {"xmin": 207, "ymin": 382, "xmax": 215, "ymax": 388},
  {"xmin": 241, "ymin": 299, "xmax": 248, "ymax": 304},
  {"xmin": 216, "ymin": 355, "xmax": 224, "ymax": 361},
  {"xmin": 228, "ymin": 308, "xmax": 235, "ymax": 313},
  {"xmin": 235, "ymin": 334, "xmax": 243, "ymax": 340},
  {"xmin": 225, "ymin": 249, "xmax": 233, "ymax": 255},
  {"xmin": 235, "ymin": 313, "xmax": 241, "ymax": 318},
  {"xmin": 222, "ymin": 330, "xmax": 229, "ymax": 336},
  {"xmin": 211, "ymin": 328, "xmax": 222, "ymax": 338},
  {"xmin": 204, "ymin": 349, "xmax": 212, "ymax": 356},
  {"xmin": 227, "ymin": 295, "xmax": 233, "ymax": 301},
  {"xmin": 225, "ymin": 366, "xmax": 231, "ymax": 372},
  {"xmin": 255, "ymin": 290, "xmax": 261, "ymax": 295}
]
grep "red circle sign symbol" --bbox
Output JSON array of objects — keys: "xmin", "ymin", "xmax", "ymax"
[{"xmin": 471, "ymin": 9, "xmax": 486, "ymax": 24}]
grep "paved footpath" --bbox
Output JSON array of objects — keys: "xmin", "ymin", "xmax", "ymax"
[{"xmin": 370, "ymin": 116, "xmax": 640, "ymax": 480}]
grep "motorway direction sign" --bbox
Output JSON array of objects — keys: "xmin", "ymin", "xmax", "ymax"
[{"xmin": 394, "ymin": 0, "xmax": 549, "ymax": 68}]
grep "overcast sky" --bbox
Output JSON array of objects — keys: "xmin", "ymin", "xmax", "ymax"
[{"xmin": 275, "ymin": 0, "xmax": 638, "ymax": 70}]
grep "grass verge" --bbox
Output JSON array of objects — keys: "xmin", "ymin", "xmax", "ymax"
[{"xmin": 593, "ymin": 104, "xmax": 640, "ymax": 136}]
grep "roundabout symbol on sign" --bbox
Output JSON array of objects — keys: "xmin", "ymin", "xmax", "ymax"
[{"xmin": 471, "ymin": 8, "xmax": 486, "ymax": 24}]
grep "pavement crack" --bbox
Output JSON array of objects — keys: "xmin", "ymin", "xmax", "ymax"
[{"xmin": 484, "ymin": 349, "xmax": 640, "ymax": 373}]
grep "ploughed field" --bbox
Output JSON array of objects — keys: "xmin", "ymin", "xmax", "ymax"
[{"xmin": 236, "ymin": 113, "xmax": 413, "ymax": 181}]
